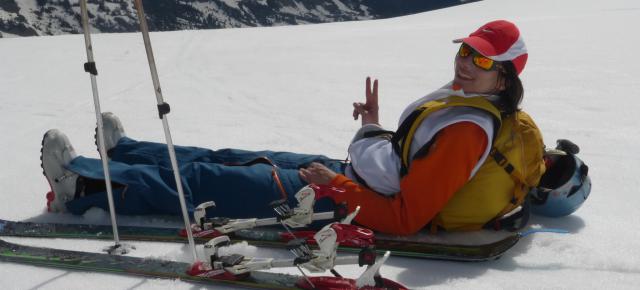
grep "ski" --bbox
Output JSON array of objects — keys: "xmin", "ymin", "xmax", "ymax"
[
  {"xmin": 0, "ymin": 217, "xmax": 520, "ymax": 262},
  {"xmin": 0, "ymin": 213, "xmax": 408, "ymax": 289},
  {"xmin": 1, "ymin": 185, "xmax": 520, "ymax": 262},
  {"xmin": 0, "ymin": 238, "xmax": 404, "ymax": 290},
  {"xmin": 0, "ymin": 238, "xmax": 297, "ymax": 290}
]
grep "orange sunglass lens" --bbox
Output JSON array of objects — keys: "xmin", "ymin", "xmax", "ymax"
[
  {"xmin": 473, "ymin": 55, "xmax": 494, "ymax": 70},
  {"xmin": 458, "ymin": 45, "xmax": 472, "ymax": 57}
]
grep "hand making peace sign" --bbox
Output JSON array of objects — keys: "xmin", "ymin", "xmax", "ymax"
[{"xmin": 352, "ymin": 77, "xmax": 380, "ymax": 126}]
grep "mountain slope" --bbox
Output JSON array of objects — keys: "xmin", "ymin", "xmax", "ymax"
[{"xmin": 0, "ymin": 0, "xmax": 472, "ymax": 37}]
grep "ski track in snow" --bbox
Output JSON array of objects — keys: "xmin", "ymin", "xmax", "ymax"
[{"xmin": 1, "ymin": 0, "xmax": 639, "ymax": 289}]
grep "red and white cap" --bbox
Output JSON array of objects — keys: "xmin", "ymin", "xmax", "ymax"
[{"xmin": 453, "ymin": 20, "xmax": 528, "ymax": 74}]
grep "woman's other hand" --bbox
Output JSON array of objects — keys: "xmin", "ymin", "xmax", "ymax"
[
  {"xmin": 299, "ymin": 162, "xmax": 337, "ymax": 185},
  {"xmin": 352, "ymin": 77, "xmax": 380, "ymax": 126}
]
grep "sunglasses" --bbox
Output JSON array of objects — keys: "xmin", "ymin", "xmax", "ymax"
[{"xmin": 457, "ymin": 44, "xmax": 501, "ymax": 71}]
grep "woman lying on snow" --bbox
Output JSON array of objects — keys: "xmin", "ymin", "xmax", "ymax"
[{"xmin": 40, "ymin": 20, "xmax": 591, "ymax": 235}]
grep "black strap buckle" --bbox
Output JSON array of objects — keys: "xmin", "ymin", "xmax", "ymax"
[
  {"xmin": 84, "ymin": 62, "xmax": 98, "ymax": 75},
  {"xmin": 157, "ymin": 102, "xmax": 170, "ymax": 119}
]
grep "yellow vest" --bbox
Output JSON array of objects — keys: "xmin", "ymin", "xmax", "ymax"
[{"xmin": 395, "ymin": 96, "xmax": 546, "ymax": 231}]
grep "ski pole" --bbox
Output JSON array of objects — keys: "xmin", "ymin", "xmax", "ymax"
[
  {"xmin": 132, "ymin": 0, "xmax": 198, "ymax": 263},
  {"xmin": 78, "ymin": 0, "xmax": 132, "ymax": 255}
]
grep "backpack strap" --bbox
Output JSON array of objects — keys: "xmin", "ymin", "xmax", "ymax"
[
  {"xmin": 489, "ymin": 113, "xmax": 533, "ymax": 187},
  {"xmin": 390, "ymin": 108, "xmax": 426, "ymax": 176}
]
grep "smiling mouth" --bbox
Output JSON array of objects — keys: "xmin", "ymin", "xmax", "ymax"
[{"xmin": 455, "ymin": 71, "xmax": 473, "ymax": 81}]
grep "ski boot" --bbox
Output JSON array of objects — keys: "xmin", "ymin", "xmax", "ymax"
[
  {"xmin": 95, "ymin": 112, "xmax": 125, "ymax": 157},
  {"xmin": 41, "ymin": 129, "xmax": 78, "ymax": 212}
]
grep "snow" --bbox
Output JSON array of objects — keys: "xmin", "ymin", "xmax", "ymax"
[
  {"xmin": 280, "ymin": 1, "xmax": 310, "ymax": 16},
  {"xmin": 331, "ymin": 0, "xmax": 353, "ymax": 13},
  {"xmin": 0, "ymin": 0, "xmax": 639, "ymax": 288},
  {"xmin": 219, "ymin": 0, "xmax": 241, "ymax": 10}
]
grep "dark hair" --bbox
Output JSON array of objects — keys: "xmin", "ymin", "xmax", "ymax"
[{"xmin": 495, "ymin": 61, "xmax": 524, "ymax": 115}]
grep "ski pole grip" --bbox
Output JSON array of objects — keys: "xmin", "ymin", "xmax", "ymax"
[{"xmin": 157, "ymin": 102, "xmax": 171, "ymax": 119}]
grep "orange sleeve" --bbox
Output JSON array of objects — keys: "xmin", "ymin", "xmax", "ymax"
[{"xmin": 330, "ymin": 122, "xmax": 488, "ymax": 235}]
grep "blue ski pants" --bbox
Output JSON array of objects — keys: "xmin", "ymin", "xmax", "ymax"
[{"xmin": 65, "ymin": 137, "xmax": 346, "ymax": 219}]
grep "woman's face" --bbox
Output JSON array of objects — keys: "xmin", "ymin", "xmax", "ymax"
[{"xmin": 453, "ymin": 48, "xmax": 504, "ymax": 94}]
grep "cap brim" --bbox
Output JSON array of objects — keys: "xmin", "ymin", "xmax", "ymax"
[{"xmin": 452, "ymin": 36, "xmax": 497, "ymax": 58}]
